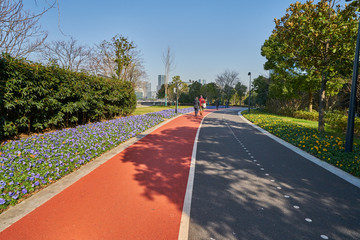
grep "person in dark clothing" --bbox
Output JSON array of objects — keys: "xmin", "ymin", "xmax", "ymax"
[
  {"xmin": 215, "ymin": 99, "xmax": 220, "ymax": 110},
  {"xmin": 194, "ymin": 97, "xmax": 200, "ymax": 116}
]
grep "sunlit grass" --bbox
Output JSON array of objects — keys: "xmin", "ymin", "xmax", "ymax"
[
  {"xmin": 133, "ymin": 105, "xmax": 190, "ymax": 115},
  {"xmin": 273, "ymin": 115, "xmax": 346, "ymax": 138}
]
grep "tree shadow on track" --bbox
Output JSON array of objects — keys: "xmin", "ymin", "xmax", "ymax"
[
  {"xmin": 120, "ymin": 115, "xmax": 201, "ymax": 210},
  {"xmin": 188, "ymin": 110, "xmax": 360, "ymax": 240}
]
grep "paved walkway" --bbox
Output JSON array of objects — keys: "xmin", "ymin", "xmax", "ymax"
[
  {"xmin": 1, "ymin": 108, "xmax": 360, "ymax": 240},
  {"xmin": 0, "ymin": 110, "xmax": 212, "ymax": 240},
  {"xmin": 188, "ymin": 109, "xmax": 360, "ymax": 240}
]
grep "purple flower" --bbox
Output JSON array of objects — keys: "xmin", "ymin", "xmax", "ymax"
[
  {"xmin": 0, "ymin": 180, "xmax": 5, "ymax": 189},
  {"xmin": 0, "ymin": 198, "xmax": 5, "ymax": 205},
  {"xmin": 0, "ymin": 107, "xmax": 195, "ymax": 209}
]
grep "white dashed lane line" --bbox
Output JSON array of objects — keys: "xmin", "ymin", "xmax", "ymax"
[{"xmin": 225, "ymin": 119, "xmax": 331, "ymax": 240}]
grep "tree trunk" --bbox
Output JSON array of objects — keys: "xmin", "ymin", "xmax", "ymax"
[
  {"xmin": 309, "ymin": 90, "xmax": 313, "ymax": 112},
  {"xmin": 318, "ymin": 74, "xmax": 327, "ymax": 132}
]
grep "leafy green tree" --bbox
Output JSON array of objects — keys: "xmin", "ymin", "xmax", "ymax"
[
  {"xmin": 235, "ymin": 82, "xmax": 247, "ymax": 105},
  {"xmin": 262, "ymin": 17, "xmax": 323, "ymax": 113},
  {"xmin": 168, "ymin": 76, "xmax": 188, "ymax": 103},
  {"xmin": 200, "ymin": 82, "xmax": 220, "ymax": 104},
  {"xmin": 157, "ymin": 84, "xmax": 165, "ymax": 99},
  {"xmin": 112, "ymin": 35, "xmax": 135, "ymax": 80},
  {"xmin": 223, "ymin": 84, "xmax": 235, "ymax": 104},
  {"xmin": 252, "ymin": 76, "xmax": 270, "ymax": 106},
  {"xmin": 178, "ymin": 92, "xmax": 191, "ymax": 104},
  {"xmin": 188, "ymin": 81, "xmax": 202, "ymax": 101},
  {"xmin": 269, "ymin": 0, "xmax": 358, "ymax": 131},
  {"xmin": 99, "ymin": 35, "xmax": 136, "ymax": 81}
]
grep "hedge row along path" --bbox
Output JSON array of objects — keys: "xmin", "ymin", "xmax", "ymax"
[{"xmin": 0, "ymin": 110, "xmax": 213, "ymax": 240}]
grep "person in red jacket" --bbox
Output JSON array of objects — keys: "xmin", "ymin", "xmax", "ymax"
[{"xmin": 199, "ymin": 95, "xmax": 206, "ymax": 116}]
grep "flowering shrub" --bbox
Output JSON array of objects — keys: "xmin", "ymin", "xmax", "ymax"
[
  {"xmin": 0, "ymin": 108, "xmax": 193, "ymax": 212},
  {"xmin": 243, "ymin": 110, "xmax": 360, "ymax": 177}
]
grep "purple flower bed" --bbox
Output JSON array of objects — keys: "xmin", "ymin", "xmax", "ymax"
[{"xmin": 0, "ymin": 108, "xmax": 193, "ymax": 211}]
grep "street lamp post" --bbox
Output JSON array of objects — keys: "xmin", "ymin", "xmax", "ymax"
[
  {"xmin": 345, "ymin": 0, "xmax": 360, "ymax": 152},
  {"xmin": 248, "ymin": 72, "xmax": 251, "ymax": 113},
  {"xmin": 164, "ymin": 77, "xmax": 168, "ymax": 107},
  {"xmin": 175, "ymin": 82, "xmax": 178, "ymax": 113}
]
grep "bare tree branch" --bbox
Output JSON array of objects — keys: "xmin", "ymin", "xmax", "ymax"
[
  {"xmin": 0, "ymin": 0, "xmax": 55, "ymax": 58},
  {"xmin": 40, "ymin": 36, "xmax": 92, "ymax": 72},
  {"xmin": 215, "ymin": 69, "xmax": 240, "ymax": 89},
  {"xmin": 162, "ymin": 46, "xmax": 175, "ymax": 105}
]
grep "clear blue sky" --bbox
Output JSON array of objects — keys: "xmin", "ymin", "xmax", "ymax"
[{"xmin": 24, "ymin": 0, "xmax": 325, "ymax": 91}]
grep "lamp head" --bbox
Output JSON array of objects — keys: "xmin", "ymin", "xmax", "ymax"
[{"xmin": 248, "ymin": 72, "xmax": 251, "ymax": 76}]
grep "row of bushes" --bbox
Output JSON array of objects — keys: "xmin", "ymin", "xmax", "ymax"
[
  {"xmin": 290, "ymin": 110, "xmax": 360, "ymax": 135},
  {"xmin": 0, "ymin": 54, "xmax": 136, "ymax": 140}
]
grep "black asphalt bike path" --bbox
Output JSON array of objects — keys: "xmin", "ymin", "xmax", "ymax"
[{"xmin": 188, "ymin": 109, "xmax": 360, "ymax": 240}]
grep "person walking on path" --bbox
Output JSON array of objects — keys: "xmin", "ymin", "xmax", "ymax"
[
  {"xmin": 194, "ymin": 97, "xmax": 200, "ymax": 117},
  {"xmin": 215, "ymin": 99, "xmax": 220, "ymax": 110},
  {"xmin": 199, "ymin": 95, "xmax": 206, "ymax": 116}
]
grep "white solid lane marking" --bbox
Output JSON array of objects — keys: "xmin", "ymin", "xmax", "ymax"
[
  {"xmin": 178, "ymin": 115, "xmax": 205, "ymax": 240},
  {"xmin": 238, "ymin": 111, "xmax": 360, "ymax": 189}
]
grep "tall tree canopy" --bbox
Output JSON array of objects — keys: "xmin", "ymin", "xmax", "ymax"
[
  {"xmin": 235, "ymin": 82, "xmax": 247, "ymax": 105},
  {"xmin": 168, "ymin": 75, "xmax": 187, "ymax": 102},
  {"xmin": 201, "ymin": 82, "xmax": 220, "ymax": 104},
  {"xmin": 96, "ymin": 35, "xmax": 145, "ymax": 87},
  {"xmin": 264, "ymin": 0, "xmax": 359, "ymax": 131}
]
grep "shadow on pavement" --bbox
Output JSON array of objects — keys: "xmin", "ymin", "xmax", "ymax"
[
  {"xmin": 189, "ymin": 110, "xmax": 360, "ymax": 240},
  {"xmin": 119, "ymin": 115, "xmax": 201, "ymax": 210}
]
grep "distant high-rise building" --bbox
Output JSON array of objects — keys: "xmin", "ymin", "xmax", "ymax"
[
  {"xmin": 146, "ymin": 82, "xmax": 151, "ymax": 99},
  {"xmin": 135, "ymin": 81, "xmax": 151, "ymax": 99},
  {"xmin": 157, "ymin": 75, "xmax": 166, "ymax": 91},
  {"xmin": 198, "ymin": 79, "xmax": 206, "ymax": 85}
]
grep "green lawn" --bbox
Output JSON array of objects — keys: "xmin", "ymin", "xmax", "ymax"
[
  {"xmin": 133, "ymin": 105, "xmax": 191, "ymax": 115},
  {"xmin": 242, "ymin": 110, "xmax": 360, "ymax": 178},
  {"xmin": 270, "ymin": 114, "xmax": 359, "ymax": 142}
]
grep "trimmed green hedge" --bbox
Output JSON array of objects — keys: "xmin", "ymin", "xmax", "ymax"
[{"xmin": 0, "ymin": 54, "xmax": 136, "ymax": 139}]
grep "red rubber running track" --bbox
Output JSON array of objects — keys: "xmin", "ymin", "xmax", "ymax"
[{"xmin": 0, "ymin": 111, "xmax": 211, "ymax": 240}]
